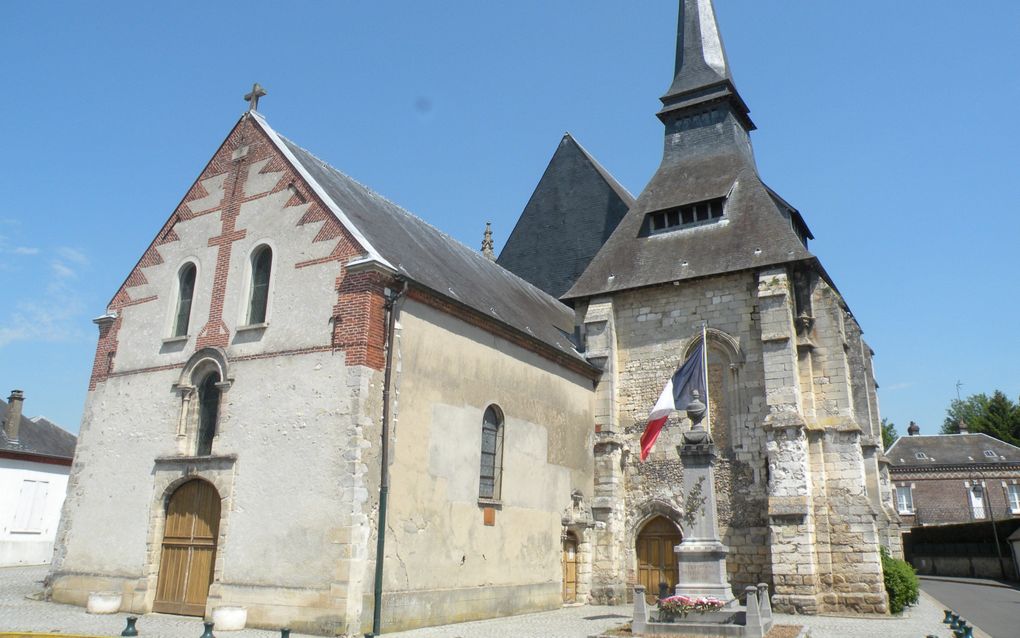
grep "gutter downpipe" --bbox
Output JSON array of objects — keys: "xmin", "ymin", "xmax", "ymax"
[{"xmin": 368, "ymin": 278, "xmax": 407, "ymax": 638}]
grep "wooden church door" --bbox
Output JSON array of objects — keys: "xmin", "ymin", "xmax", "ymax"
[
  {"xmin": 636, "ymin": 516, "xmax": 681, "ymax": 602},
  {"xmin": 562, "ymin": 533, "xmax": 578, "ymax": 603},
  {"xmin": 153, "ymin": 480, "xmax": 221, "ymax": 616}
]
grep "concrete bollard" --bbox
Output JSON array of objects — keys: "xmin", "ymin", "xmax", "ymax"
[{"xmin": 633, "ymin": 586, "xmax": 648, "ymax": 635}]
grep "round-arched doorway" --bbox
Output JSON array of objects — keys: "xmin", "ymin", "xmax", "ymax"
[
  {"xmin": 153, "ymin": 479, "xmax": 221, "ymax": 616},
  {"xmin": 635, "ymin": 516, "xmax": 682, "ymax": 602}
]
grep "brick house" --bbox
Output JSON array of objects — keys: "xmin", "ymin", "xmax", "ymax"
[{"xmin": 887, "ymin": 424, "xmax": 1020, "ymax": 526}]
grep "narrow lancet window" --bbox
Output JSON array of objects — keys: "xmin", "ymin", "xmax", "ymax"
[
  {"xmin": 478, "ymin": 405, "xmax": 505, "ymax": 500},
  {"xmin": 196, "ymin": 372, "xmax": 221, "ymax": 456},
  {"xmin": 248, "ymin": 246, "xmax": 272, "ymax": 324},
  {"xmin": 174, "ymin": 263, "xmax": 196, "ymax": 337}
]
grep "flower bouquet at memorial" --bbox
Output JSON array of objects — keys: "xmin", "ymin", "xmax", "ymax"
[{"xmin": 657, "ymin": 594, "xmax": 725, "ymax": 621}]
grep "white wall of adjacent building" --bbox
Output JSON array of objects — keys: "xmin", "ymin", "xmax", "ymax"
[{"xmin": 0, "ymin": 457, "xmax": 70, "ymax": 566}]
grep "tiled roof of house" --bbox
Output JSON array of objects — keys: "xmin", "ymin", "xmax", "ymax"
[
  {"xmin": 886, "ymin": 433, "xmax": 1020, "ymax": 468},
  {"xmin": 0, "ymin": 398, "xmax": 76, "ymax": 459}
]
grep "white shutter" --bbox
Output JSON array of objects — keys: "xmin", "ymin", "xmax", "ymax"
[{"xmin": 12, "ymin": 480, "xmax": 48, "ymax": 532}]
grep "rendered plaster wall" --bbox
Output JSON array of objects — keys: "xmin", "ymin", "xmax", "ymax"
[
  {"xmin": 371, "ymin": 299, "xmax": 595, "ymax": 631},
  {"xmin": 0, "ymin": 458, "xmax": 70, "ymax": 566},
  {"xmin": 593, "ymin": 272, "xmax": 772, "ymax": 597},
  {"xmin": 49, "ymin": 350, "xmax": 373, "ymax": 634}
]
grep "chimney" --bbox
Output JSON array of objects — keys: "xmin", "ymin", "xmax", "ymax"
[
  {"xmin": 907, "ymin": 421, "xmax": 920, "ymax": 436},
  {"xmin": 957, "ymin": 419, "xmax": 969, "ymax": 434},
  {"xmin": 4, "ymin": 389, "xmax": 24, "ymax": 442}
]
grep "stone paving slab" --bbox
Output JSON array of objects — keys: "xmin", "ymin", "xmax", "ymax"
[{"xmin": 1, "ymin": 566, "xmax": 975, "ymax": 638}]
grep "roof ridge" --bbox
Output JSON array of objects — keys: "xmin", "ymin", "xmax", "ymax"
[
  {"xmin": 564, "ymin": 134, "xmax": 636, "ymax": 204},
  {"xmin": 276, "ymin": 134, "xmax": 574, "ymax": 311}
]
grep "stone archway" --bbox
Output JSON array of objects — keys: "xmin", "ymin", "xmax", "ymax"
[{"xmin": 153, "ymin": 479, "xmax": 221, "ymax": 616}]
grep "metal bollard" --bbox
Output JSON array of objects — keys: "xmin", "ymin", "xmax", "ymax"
[
  {"xmin": 281, "ymin": 628, "xmax": 291, "ymax": 638},
  {"xmin": 121, "ymin": 616, "xmax": 139, "ymax": 637},
  {"xmin": 943, "ymin": 609, "xmax": 954, "ymax": 623},
  {"xmin": 950, "ymin": 613, "xmax": 961, "ymax": 629},
  {"xmin": 961, "ymin": 626, "xmax": 974, "ymax": 638},
  {"xmin": 658, "ymin": 582, "xmax": 671, "ymax": 601},
  {"xmin": 200, "ymin": 621, "xmax": 215, "ymax": 638}
]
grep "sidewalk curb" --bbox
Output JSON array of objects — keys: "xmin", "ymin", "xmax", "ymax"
[{"xmin": 919, "ymin": 575, "xmax": 1020, "ymax": 591}]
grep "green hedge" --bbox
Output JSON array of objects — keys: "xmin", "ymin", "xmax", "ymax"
[{"xmin": 880, "ymin": 546, "xmax": 919, "ymax": 614}]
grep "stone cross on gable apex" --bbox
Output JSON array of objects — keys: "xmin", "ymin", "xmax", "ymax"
[{"xmin": 244, "ymin": 83, "xmax": 267, "ymax": 112}]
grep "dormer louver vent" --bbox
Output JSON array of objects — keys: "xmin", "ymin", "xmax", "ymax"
[{"xmin": 645, "ymin": 198, "xmax": 725, "ymax": 235}]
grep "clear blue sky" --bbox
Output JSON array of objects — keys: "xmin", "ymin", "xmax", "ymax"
[{"xmin": 1, "ymin": 1, "xmax": 1018, "ymax": 436}]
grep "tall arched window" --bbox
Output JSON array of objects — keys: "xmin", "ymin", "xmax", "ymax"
[
  {"xmin": 478, "ymin": 405, "xmax": 504, "ymax": 500},
  {"xmin": 173, "ymin": 263, "xmax": 197, "ymax": 337},
  {"xmin": 247, "ymin": 246, "xmax": 272, "ymax": 324},
  {"xmin": 196, "ymin": 372, "xmax": 221, "ymax": 456}
]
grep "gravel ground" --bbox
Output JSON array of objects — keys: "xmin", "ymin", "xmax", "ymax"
[{"xmin": 1, "ymin": 565, "xmax": 976, "ymax": 638}]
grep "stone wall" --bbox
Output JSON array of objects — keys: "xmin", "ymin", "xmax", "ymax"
[
  {"xmin": 584, "ymin": 272, "xmax": 773, "ymax": 599},
  {"xmin": 583, "ymin": 265, "xmax": 895, "ymax": 615}
]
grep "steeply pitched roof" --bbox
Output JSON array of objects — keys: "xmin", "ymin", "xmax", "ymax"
[
  {"xmin": 254, "ymin": 117, "xmax": 588, "ymax": 365},
  {"xmin": 564, "ymin": 151, "xmax": 814, "ymax": 299},
  {"xmin": 0, "ymin": 399, "xmax": 76, "ymax": 460},
  {"xmin": 563, "ymin": 0, "xmax": 812, "ymax": 300},
  {"xmin": 497, "ymin": 134, "xmax": 634, "ymax": 299},
  {"xmin": 887, "ymin": 434, "xmax": 1020, "ymax": 468}
]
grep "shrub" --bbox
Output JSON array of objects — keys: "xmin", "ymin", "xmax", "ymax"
[{"xmin": 880, "ymin": 546, "xmax": 919, "ymax": 614}]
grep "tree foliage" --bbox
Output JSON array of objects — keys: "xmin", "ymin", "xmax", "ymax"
[
  {"xmin": 881, "ymin": 418, "xmax": 898, "ymax": 450},
  {"xmin": 941, "ymin": 391, "xmax": 1020, "ymax": 446}
]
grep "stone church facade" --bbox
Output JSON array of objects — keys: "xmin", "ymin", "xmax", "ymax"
[{"xmin": 49, "ymin": 0, "xmax": 901, "ymax": 634}]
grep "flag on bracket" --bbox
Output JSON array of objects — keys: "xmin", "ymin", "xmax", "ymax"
[{"xmin": 639, "ymin": 338, "xmax": 707, "ymax": 461}]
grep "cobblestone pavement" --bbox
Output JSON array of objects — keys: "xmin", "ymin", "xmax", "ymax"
[{"xmin": 2, "ymin": 566, "xmax": 977, "ymax": 638}]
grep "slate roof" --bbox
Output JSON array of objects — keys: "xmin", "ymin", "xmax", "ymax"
[
  {"xmin": 497, "ymin": 134, "xmax": 634, "ymax": 299},
  {"xmin": 0, "ymin": 398, "xmax": 76, "ymax": 460},
  {"xmin": 264, "ymin": 124, "xmax": 587, "ymax": 365},
  {"xmin": 887, "ymin": 434, "xmax": 1020, "ymax": 468},
  {"xmin": 563, "ymin": 0, "xmax": 813, "ymax": 300}
]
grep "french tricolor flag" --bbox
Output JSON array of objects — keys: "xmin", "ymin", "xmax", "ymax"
[{"xmin": 639, "ymin": 338, "xmax": 706, "ymax": 461}]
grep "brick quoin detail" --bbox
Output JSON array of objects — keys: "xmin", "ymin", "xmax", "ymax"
[{"xmin": 334, "ymin": 269, "xmax": 390, "ymax": 371}]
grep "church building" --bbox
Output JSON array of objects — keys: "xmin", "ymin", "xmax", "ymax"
[{"xmin": 48, "ymin": 0, "xmax": 900, "ymax": 633}]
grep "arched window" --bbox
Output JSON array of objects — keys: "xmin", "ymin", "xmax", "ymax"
[
  {"xmin": 478, "ymin": 405, "xmax": 505, "ymax": 500},
  {"xmin": 247, "ymin": 246, "xmax": 272, "ymax": 324},
  {"xmin": 196, "ymin": 372, "xmax": 221, "ymax": 456},
  {"xmin": 173, "ymin": 263, "xmax": 197, "ymax": 337}
]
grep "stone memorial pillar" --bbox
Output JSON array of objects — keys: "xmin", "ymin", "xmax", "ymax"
[{"xmin": 674, "ymin": 391, "xmax": 735, "ymax": 602}]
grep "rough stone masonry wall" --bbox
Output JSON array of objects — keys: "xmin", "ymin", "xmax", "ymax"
[
  {"xmin": 803, "ymin": 279, "xmax": 887, "ymax": 613},
  {"xmin": 600, "ymin": 272, "xmax": 772, "ymax": 596}
]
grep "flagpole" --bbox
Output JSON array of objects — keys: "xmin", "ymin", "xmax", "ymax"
[{"xmin": 702, "ymin": 322, "xmax": 710, "ymax": 435}]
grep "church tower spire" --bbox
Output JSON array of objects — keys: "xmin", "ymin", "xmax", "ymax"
[{"xmin": 658, "ymin": 0, "xmax": 752, "ymax": 131}]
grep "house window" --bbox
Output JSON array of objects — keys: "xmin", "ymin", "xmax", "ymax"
[
  {"xmin": 895, "ymin": 485, "xmax": 914, "ymax": 514},
  {"xmin": 1008, "ymin": 484, "xmax": 1020, "ymax": 514},
  {"xmin": 478, "ymin": 405, "xmax": 504, "ymax": 501},
  {"xmin": 247, "ymin": 245, "xmax": 272, "ymax": 324},
  {"xmin": 196, "ymin": 372, "xmax": 221, "ymax": 456},
  {"xmin": 12, "ymin": 479, "xmax": 49, "ymax": 533},
  {"xmin": 174, "ymin": 263, "xmax": 197, "ymax": 337},
  {"xmin": 969, "ymin": 485, "xmax": 986, "ymax": 519},
  {"xmin": 646, "ymin": 198, "xmax": 725, "ymax": 234},
  {"xmin": 983, "ymin": 450, "xmax": 997, "ymax": 458}
]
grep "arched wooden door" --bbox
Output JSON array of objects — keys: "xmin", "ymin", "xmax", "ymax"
[
  {"xmin": 562, "ymin": 533, "xmax": 578, "ymax": 603},
  {"xmin": 636, "ymin": 516, "xmax": 681, "ymax": 602},
  {"xmin": 153, "ymin": 480, "xmax": 221, "ymax": 616}
]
